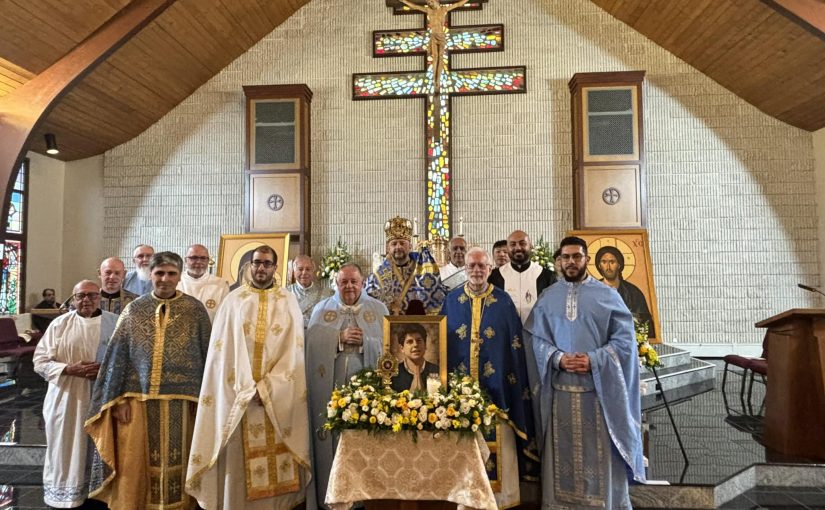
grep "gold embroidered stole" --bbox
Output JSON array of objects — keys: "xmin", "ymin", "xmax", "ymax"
[
  {"xmin": 465, "ymin": 284, "xmax": 494, "ymax": 381},
  {"xmin": 241, "ymin": 287, "xmax": 300, "ymax": 500},
  {"xmin": 376, "ymin": 259, "xmax": 418, "ymax": 314},
  {"xmin": 465, "ymin": 284, "xmax": 502, "ymax": 492},
  {"xmin": 147, "ymin": 293, "xmax": 194, "ymax": 509}
]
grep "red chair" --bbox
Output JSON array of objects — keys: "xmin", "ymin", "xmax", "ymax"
[
  {"xmin": 745, "ymin": 357, "xmax": 767, "ymax": 414},
  {"xmin": 722, "ymin": 333, "xmax": 767, "ymax": 411},
  {"xmin": 0, "ymin": 318, "xmax": 36, "ymax": 381}
]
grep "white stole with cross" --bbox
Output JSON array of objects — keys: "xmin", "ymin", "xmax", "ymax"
[{"xmin": 185, "ymin": 285, "xmax": 312, "ymax": 509}]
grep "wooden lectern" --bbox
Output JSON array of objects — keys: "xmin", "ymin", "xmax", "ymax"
[{"xmin": 755, "ymin": 309, "xmax": 825, "ymax": 460}]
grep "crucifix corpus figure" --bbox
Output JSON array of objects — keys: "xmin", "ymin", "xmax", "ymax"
[{"xmin": 398, "ymin": 0, "xmax": 470, "ymax": 91}]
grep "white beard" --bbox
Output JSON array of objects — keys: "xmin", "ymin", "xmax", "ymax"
[{"xmin": 137, "ymin": 266, "xmax": 151, "ymax": 281}]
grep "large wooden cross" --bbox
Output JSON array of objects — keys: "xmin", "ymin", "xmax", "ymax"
[{"xmin": 353, "ymin": 0, "xmax": 526, "ymax": 239}]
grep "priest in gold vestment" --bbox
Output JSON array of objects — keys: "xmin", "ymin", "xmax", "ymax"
[
  {"xmin": 86, "ymin": 252, "xmax": 211, "ymax": 510},
  {"xmin": 185, "ymin": 245, "xmax": 313, "ymax": 510}
]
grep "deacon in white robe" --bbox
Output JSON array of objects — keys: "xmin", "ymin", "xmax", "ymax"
[
  {"xmin": 305, "ymin": 263, "xmax": 387, "ymax": 507},
  {"xmin": 177, "ymin": 244, "xmax": 230, "ymax": 321},
  {"xmin": 186, "ymin": 245, "xmax": 313, "ymax": 510},
  {"xmin": 439, "ymin": 236, "xmax": 467, "ymax": 282},
  {"xmin": 33, "ymin": 280, "xmax": 117, "ymax": 508},
  {"xmin": 286, "ymin": 254, "xmax": 332, "ymax": 327},
  {"xmin": 488, "ymin": 231, "xmax": 555, "ymax": 323}
]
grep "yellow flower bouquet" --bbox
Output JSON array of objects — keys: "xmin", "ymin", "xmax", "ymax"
[
  {"xmin": 635, "ymin": 318, "xmax": 661, "ymax": 370},
  {"xmin": 324, "ymin": 370, "xmax": 498, "ymax": 437}
]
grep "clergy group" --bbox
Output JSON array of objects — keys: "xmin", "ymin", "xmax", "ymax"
[{"xmin": 32, "ymin": 215, "xmax": 645, "ymax": 510}]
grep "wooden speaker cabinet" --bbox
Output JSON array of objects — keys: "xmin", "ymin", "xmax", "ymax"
[
  {"xmin": 243, "ymin": 84, "xmax": 312, "ymax": 254},
  {"xmin": 569, "ymin": 71, "xmax": 646, "ymax": 229}
]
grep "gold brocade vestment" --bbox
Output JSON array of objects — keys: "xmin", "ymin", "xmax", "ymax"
[{"xmin": 85, "ymin": 292, "xmax": 211, "ymax": 510}]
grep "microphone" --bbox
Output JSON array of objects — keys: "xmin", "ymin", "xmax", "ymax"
[{"xmin": 798, "ymin": 283, "xmax": 825, "ymax": 298}]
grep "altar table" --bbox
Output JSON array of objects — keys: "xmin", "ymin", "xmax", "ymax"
[{"xmin": 325, "ymin": 429, "xmax": 497, "ymax": 510}]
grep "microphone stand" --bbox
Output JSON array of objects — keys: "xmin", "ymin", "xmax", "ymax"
[{"xmin": 797, "ymin": 283, "xmax": 825, "ymax": 299}]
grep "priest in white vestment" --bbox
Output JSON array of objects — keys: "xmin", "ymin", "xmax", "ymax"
[
  {"xmin": 305, "ymin": 262, "xmax": 387, "ymax": 507},
  {"xmin": 186, "ymin": 245, "xmax": 314, "ymax": 510},
  {"xmin": 488, "ymin": 230, "xmax": 556, "ymax": 323},
  {"xmin": 34, "ymin": 280, "xmax": 117, "ymax": 508},
  {"xmin": 286, "ymin": 254, "xmax": 332, "ymax": 327},
  {"xmin": 177, "ymin": 244, "xmax": 230, "ymax": 321}
]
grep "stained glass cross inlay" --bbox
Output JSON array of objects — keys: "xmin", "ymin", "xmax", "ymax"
[{"xmin": 353, "ymin": 0, "xmax": 526, "ymax": 238}]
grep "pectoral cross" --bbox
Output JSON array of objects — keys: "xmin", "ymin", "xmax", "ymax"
[{"xmin": 354, "ymin": 0, "xmax": 526, "ymax": 239}]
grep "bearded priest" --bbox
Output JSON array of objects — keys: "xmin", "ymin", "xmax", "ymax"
[
  {"xmin": 185, "ymin": 244, "xmax": 313, "ymax": 510},
  {"xmin": 440, "ymin": 247, "xmax": 540, "ymax": 508},
  {"xmin": 366, "ymin": 216, "xmax": 445, "ymax": 315}
]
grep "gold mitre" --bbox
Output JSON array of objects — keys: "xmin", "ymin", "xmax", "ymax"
[{"xmin": 384, "ymin": 216, "xmax": 413, "ymax": 241}]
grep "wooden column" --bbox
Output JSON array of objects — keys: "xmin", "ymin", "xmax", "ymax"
[{"xmin": 0, "ymin": 0, "xmax": 174, "ymax": 234}]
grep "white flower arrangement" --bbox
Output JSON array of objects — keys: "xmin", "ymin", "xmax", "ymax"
[
  {"xmin": 324, "ymin": 370, "xmax": 498, "ymax": 437},
  {"xmin": 319, "ymin": 239, "xmax": 353, "ymax": 280},
  {"xmin": 531, "ymin": 236, "xmax": 555, "ymax": 272}
]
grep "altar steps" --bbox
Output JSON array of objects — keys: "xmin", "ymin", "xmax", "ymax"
[
  {"xmin": 640, "ymin": 344, "xmax": 716, "ymax": 411},
  {"xmin": 631, "ymin": 463, "xmax": 825, "ymax": 509}
]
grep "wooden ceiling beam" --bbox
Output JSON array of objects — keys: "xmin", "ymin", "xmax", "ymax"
[
  {"xmin": 0, "ymin": 0, "xmax": 174, "ymax": 235},
  {"xmin": 763, "ymin": 0, "xmax": 825, "ymax": 39}
]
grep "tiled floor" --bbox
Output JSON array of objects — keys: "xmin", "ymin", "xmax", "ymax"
[
  {"xmin": 0, "ymin": 359, "xmax": 822, "ymax": 509},
  {"xmin": 0, "ymin": 384, "xmax": 47, "ymax": 445},
  {"xmin": 645, "ymin": 359, "xmax": 771, "ymax": 485},
  {"xmin": 0, "ymin": 484, "xmax": 47, "ymax": 510},
  {"xmin": 720, "ymin": 485, "xmax": 825, "ymax": 509}
]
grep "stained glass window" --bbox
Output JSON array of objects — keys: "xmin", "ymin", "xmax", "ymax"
[{"xmin": 0, "ymin": 160, "xmax": 27, "ymax": 314}]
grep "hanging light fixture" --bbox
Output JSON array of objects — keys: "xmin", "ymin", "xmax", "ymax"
[{"xmin": 45, "ymin": 133, "xmax": 59, "ymax": 155}]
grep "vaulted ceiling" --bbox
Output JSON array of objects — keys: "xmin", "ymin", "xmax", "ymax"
[
  {"xmin": 0, "ymin": 0, "xmax": 823, "ymax": 162},
  {"xmin": 0, "ymin": 0, "xmax": 311, "ymax": 161}
]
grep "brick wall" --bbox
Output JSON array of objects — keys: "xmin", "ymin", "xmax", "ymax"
[{"xmin": 103, "ymin": 0, "xmax": 818, "ymax": 352}]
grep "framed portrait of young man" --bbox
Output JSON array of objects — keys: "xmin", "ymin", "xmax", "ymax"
[
  {"xmin": 568, "ymin": 229, "xmax": 661, "ymax": 343},
  {"xmin": 382, "ymin": 315, "xmax": 448, "ymax": 392}
]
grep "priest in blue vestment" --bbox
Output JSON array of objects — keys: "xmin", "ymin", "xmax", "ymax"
[
  {"xmin": 525, "ymin": 237, "xmax": 645, "ymax": 509},
  {"xmin": 366, "ymin": 216, "xmax": 446, "ymax": 315},
  {"xmin": 306, "ymin": 262, "xmax": 388, "ymax": 508},
  {"xmin": 441, "ymin": 247, "xmax": 540, "ymax": 508}
]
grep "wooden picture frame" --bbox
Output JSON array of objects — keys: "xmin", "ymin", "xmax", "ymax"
[
  {"xmin": 383, "ymin": 315, "xmax": 448, "ymax": 388},
  {"xmin": 217, "ymin": 233, "xmax": 291, "ymax": 289},
  {"xmin": 568, "ymin": 229, "xmax": 661, "ymax": 343}
]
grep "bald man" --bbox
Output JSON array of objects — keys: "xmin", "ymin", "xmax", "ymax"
[
  {"xmin": 286, "ymin": 254, "xmax": 332, "ymax": 327},
  {"xmin": 176, "ymin": 244, "xmax": 229, "ymax": 321},
  {"xmin": 98, "ymin": 257, "xmax": 138, "ymax": 314},
  {"xmin": 34, "ymin": 280, "xmax": 117, "ymax": 508},
  {"xmin": 488, "ymin": 230, "xmax": 556, "ymax": 323}
]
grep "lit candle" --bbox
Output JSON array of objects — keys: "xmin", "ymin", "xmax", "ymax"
[
  {"xmin": 427, "ymin": 375, "xmax": 442, "ymax": 396},
  {"xmin": 459, "ymin": 217, "xmax": 464, "ymax": 236}
]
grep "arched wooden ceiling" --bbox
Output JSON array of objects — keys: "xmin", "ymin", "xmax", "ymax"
[
  {"xmin": 591, "ymin": 0, "xmax": 825, "ymax": 132},
  {"xmin": 0, "ymin": 0, "xmax": 310, "ymax": 161},
  {"xmin": 0, "ymin": 0, "xmax": 822, "ymax": 162}
]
